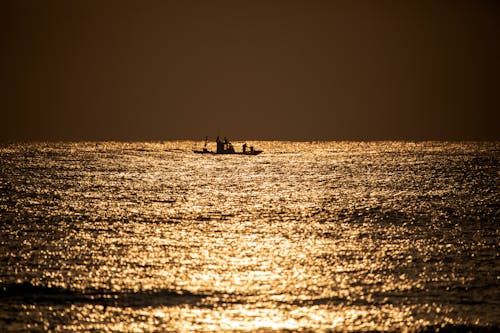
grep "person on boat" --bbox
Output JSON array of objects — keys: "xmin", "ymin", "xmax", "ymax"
[
  {"xmin": 203, "ymin": 136, "xmax": 209, "ymax": 152},
  {"xmin": 216, "ymin": 136, "xmax": 224, "ymax": 153},
  {"xmin": 242, "ymin": 143, "xmax": 247, "ymax": 153}
]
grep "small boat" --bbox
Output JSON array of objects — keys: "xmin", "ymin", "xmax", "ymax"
[
  {"xmin": 193, "ymin": 137, "xmax": 263, "ymax": 155},
  {"xmin": 193, "ymin": 149, "xmax": 263, "ymax": 155}
]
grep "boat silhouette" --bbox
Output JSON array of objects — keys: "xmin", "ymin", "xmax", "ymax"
[{"xmin": 193, "ymin": 136, "xmax": 263, "ymax": 155}]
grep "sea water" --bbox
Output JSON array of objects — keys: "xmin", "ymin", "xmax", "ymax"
[{"xmin": 0, "ymin": 141, "xmax": 498, "ymax": 332}]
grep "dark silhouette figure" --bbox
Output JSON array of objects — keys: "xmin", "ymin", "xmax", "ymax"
[{"xmin": 216, "ymin": 136, "xmax": 224, "ymax": 153}]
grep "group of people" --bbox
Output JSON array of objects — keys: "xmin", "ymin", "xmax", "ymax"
[
  {"xmin": 215, "ymin": 136, "xmax": 254, "ymax": 154},
  {"xmin": 215, "ymin": 136, "xmax": 234, "ymax": 153},
  {"xmin": 241, "ymin": 143, "xmax": 255, "ymax": 153}
]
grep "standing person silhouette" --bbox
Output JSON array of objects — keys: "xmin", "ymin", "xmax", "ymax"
[{"xmin": 216, "ymin": 136, "xmax": 224, "ymax": 153}]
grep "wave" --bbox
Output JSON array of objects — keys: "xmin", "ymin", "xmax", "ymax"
[
  {"xmin": 415, "ymin": 324, "xmax": 499, "ymax": 333},
  {"xmin": 0, "ymin": 282, "xmax": 207, "ymax": 308}
]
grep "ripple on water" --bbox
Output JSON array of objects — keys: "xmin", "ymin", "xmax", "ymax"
[{"xmin": 0, "ymin": 141, "xmax": 498, "ymax": 331}]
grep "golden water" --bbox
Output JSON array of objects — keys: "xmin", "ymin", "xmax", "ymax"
[{"xmin": 0, "ymin": 141, "xmax": 498, "ymax": 331}]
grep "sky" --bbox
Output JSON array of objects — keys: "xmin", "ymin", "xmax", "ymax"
[{"xmin": 1, "ymin": 0, "xmax": 499, "ymax": 141}]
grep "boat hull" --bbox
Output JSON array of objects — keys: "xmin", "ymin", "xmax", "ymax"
[{"xmin": 193, "ymin": 150, "xmax": 262, "ymax": 155}]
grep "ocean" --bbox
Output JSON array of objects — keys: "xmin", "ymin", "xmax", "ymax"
[{"xmin": 0, "ymin": 141, "xmax": 498, "ymax": 332}]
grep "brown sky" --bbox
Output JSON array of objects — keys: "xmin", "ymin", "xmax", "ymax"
[{"xmin": 1, "ymin": 0, "xmax": 499, "ymax": 141}]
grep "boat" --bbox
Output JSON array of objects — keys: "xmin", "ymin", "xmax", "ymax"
[
  {"xmin": 193, "ymin": 137, "xmax": 263, "ymax": 155},
  {"xmin": 194, "ymin": 149, "xmax": 263, "ymax": 156}
]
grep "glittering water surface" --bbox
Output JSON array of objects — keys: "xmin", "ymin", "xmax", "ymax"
[{"xmin": 0, "ymin": 141, "xmax": 498, "ymax": 332}]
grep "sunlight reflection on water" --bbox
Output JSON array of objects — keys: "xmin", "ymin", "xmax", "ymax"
[{"xmin": 0, "ymin": 141, "xmax": 498, "ymax": 331}]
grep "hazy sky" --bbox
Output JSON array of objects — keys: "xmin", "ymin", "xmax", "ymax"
[{"xmin": 1, "ymin": 0, "xmax": 499, "ymax": 141}]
